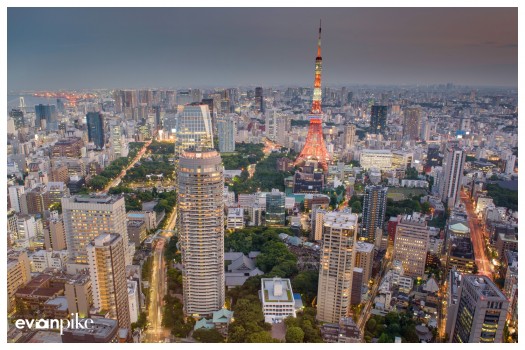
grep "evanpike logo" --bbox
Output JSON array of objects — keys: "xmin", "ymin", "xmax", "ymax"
[{"xmin": 15, "ymin": 313, "xmax": 94, "ymax": 335}]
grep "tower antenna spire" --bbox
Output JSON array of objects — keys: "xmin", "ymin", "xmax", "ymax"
[{"xmin": 295, "ymin": 21, "xmax": 330, "ymax": 171}]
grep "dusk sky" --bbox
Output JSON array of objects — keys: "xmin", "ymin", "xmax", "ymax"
[{"xmin": 7, "ymin": 7, "xmax": 518, "ymax": 90}]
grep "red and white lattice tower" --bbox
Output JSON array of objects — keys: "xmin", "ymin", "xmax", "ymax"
[{"xmin": 295, "ymin": 21, "xmax": 330, "ymax": 171}]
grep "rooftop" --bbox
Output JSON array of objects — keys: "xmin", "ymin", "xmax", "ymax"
[{"xmin": 262, "ymin": 277, "xmax": 294, "ymax": 303}]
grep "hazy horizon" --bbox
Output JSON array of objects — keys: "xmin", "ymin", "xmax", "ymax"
[{"xmin": 8, "ymin": 8, "xmax": 518, "ymax": 90}]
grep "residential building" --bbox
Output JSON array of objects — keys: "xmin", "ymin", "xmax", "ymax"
[
  {"xmin": 355, "ymin": 241, "xmax": 374, "ymax": 285},
  {"xmin": 402, "ymin": 107, "xmax": 422, "ymax": 140},
  {"xmin": 217, "ymin": 116, "xmax": 236, "ymax": 153},
  {"xmin": 360, "ymin": 185, "xmax": 388, "ymax": 243},
  {"xmin": 87, "ymin": 233, "xmax": 130, "ymax": 330},
  {"xmin": 64, "ymin": 273, "xmax": 92, "ymax": 317},
  {"xmin": 178, "ymin": 149, "xmax": 225, "ymax": 316},
  {"xmin": 174, "ymin": 105, "xmax": 214, "ymax": 156},
  {"xmin": 393, "ymin": 213, "xmax": 429, "ymax": 278},
  {"xmin": 317, "ymin": 210, "xmax": 358, "ymax": 323},
  {"xmin": 7, "ymin": 250, "xmax": 31, "ymax": 311},
  {"xmin": 227, "ymin": 208, "xmax": 244, "ymax": 230},
  {"xmin": 439, "ymin": 145, "xmax": 466, "ymax": 208}
]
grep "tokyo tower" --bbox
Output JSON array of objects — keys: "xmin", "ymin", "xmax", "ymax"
[{"xmin": 295, "ymin": 21, "xmax": 330, "ymax": 171}]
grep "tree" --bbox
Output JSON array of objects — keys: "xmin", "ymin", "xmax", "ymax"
[
  {"xmin": 351, "ymin": 200, "xmax": 363, "ymax": 213},
  {"xmin": 378, "ymin": 333, "xmax": 393, "ymax": 343},
  {"xmin": 247, "ymin": 331, "xmax": 277, "ymax": 343},
  {"xmin": 193, "ymin": 328, "xmax": 225, "ymax": 343},
  {"xmin": 366, "ymin": 318, "xmax": 377, "ymax": 332},
  {"xmin": 286, "ymin": 326, "xmax": 305, "ymax": 343},
  {"xmin": 421, "ymin": 201, "xmax": 432, "ymax": 214}
]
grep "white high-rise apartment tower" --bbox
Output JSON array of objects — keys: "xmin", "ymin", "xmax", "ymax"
[
  {"xmin": 316, "ymin": 210, "xmax": 358, "ymax": 323},
  {"xmin": 177, "ymin": 149, "xmax": 225, "ymax": 317}
]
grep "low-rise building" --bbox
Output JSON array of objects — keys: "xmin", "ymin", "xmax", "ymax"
[
  {"xmin": 260, "ymin": 277, "xmax": 296, "ymax": 323},
  {"xmin": 226, "ymin": 208, "xmax": 244, "ymax": 230},
  {"xmin": 61, "ymin": 318, "xmax": 119, "ymax": 343}
]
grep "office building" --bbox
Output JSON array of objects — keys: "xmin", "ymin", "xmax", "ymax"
[
  {"xmin": 52, "ymin": 137, "xmax": 84, "ymax": 158},
  {"xmin": 402, "ymin": 107, "xmax": 422, "ymax": 140},
  {"xmin": 174, "ymin": 105, "xmax": 214, "ymax": 156},
  {"xmin": 360, "ymin": 185, "xmax": 388, "ymax": 243},
  {"xmin": 86, "ymin": 112, "xmax": 105, "ymax": 150},
  {"xmin": 317, "ymin": 210, "xmax": 358, "ymax": 323},
  {"xmin": 393, "ymin": 213, "xmax": 429, "ymax": 278},
  {"xmin": 255, "ymin": 87, "xmax": 264, "ymax": 113},
  {"xmin": 370, "ymin": 105, "xmax": 387, "ymax": 135},
  {"xmin": 360, "ymin": 150, "xmax": 392, "ymax": 171},
  {"xmin": 35, "ymin": 104, "xmax": 58, "ymax": 130},
  {"xmin": 217, "ymin": 116, "xmax": 235, "ymax": 153},
  {"xmin": 9, "ymin": 108, "xmax": 25, "ymax": 129},
  {"xmin": 439, "ymin": 145, "xmax": 466, "ymax": 208},
  {"xmin": 62, "ymin": 194, "xmax": 131, "ymax": 265},
  {"xmin": 265, "ymin": 189, "xmax": 286, "ymax": 226},
  {"xmin": 87, "ymin": 233, "xmax": 130, "ymax": 330},
  {"xmin": 447, "ymin": 236, "xmax": 476, "ymax": 274},
  {"xmin": 177, "ymin": 149, "xmax": 225, "ymax": 316},
  {"xmin": 449, "ymin": 275, "xmax": 508, "ymax": 343},
  {"xmin": 261, "ymin": 277, "xmax": 296, "ymax": 323}
]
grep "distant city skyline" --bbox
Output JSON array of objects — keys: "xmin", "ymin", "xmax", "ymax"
[{"xmin": 8, "ymin": 8, "xmax": 518, "ymax": 90}]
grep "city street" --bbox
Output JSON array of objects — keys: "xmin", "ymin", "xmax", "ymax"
[
  {"xmin": 460, "ymin": 191, "xmax": 492, "ymax": 277},
  {"xmin": 101, "ymin": 139, "xmax": 153, "ymax": 193},
  {"xmin": 144, "ymin": 238, "xmax": 169, "ymax": 343}
]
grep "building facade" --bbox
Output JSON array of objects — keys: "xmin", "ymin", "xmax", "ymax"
[
  {"xmin": 177, "ymin": 149, "xmax": 225, "ymax": 316},
  {"xmin": 317, "ymin": 210, "xmax": 358, "ymax": 323}
]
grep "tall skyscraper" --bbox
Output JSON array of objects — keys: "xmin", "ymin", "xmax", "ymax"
[
  {"xmin": 370, "ymin": 105, "xmax": 387, "ymax": 135},
  {"xmin": 448, "ymin": 275, "xmax": 508, "ymax": 343},
  {"xmin": 254, "ymin": 87, "xmax": 264, "ymax": 114},
  {"xmin": 62, "ymin": 195, "xmax": 131, "ymax": 265},
  {"xmin": 360, "ymin": 185, "xmax": 388, "ymax": 243},
  {"xmin": 86, "ymin": 112, "xmax": 105, "ymax": 150},
  {"xmin": 87, "ymin": 233, "xmax": 130, "ymax": 330},
  {"xmin": 317, "ymin": 210, "xmax": 358, "ymax": 323},
  {"xmin": 177, "ymin": 149, "xmax": 225, "ymax": 316},
  {"xmin": 174, "ymin": 105, "xmax": 214, "ymax": 157},
  {"xmin": 295, "ymin": 22, "xmax": 330, "ymax": 170},
  {"xmin": 342, "ymin": 124, "xmax": 356, "ymax": 150},
  {"xmin": 153, "ymin": 105, "xmax": 162, "ymax": 130},
  {"xmin": 34, "ymin": 104, "xmax": 58, "ymax": 130},
  {"xmin": 9, "ymin": 108, "xmax": 25, "ymax": 129},
  {"xmin": 217, "ymin": 116, "xmax": 235, "ymax": 153},
  {"xmin": 402, "ymin": 107, "xmax": 422, "ymax": 140},
  {"xmin": 439, "ymin": 145, "xmax": 466, "ymax": 208},
  {"xmin": 393, "ymin": 213, "xmax": 429, "ymax": 278},
  {"xmin": 265, "ymin": 189, "xmax": 286, "ymax": 226}
]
